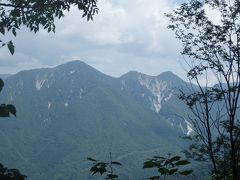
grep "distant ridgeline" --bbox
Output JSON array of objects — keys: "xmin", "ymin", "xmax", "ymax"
[
  {"xmin": 0, "ymin": 60, "xmax": 200, "ymax": 179},
  {"xmin": 0, "ymin": 74, "xmax": 12, "ymax": 79}
]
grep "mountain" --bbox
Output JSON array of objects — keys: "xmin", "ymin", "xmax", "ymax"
[
  {"xmin": 120, "ymin": 70, "xmax": 193, "ymax": 135},
  {"xmin": 0, "ymin": 61, "xmax": 191, "ymax": 179},
  {"xmin": 0, "ymin": 74, "xmax": 12, "ymax": 79}
]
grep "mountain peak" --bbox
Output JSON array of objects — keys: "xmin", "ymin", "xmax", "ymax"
[
  {"xmin": 63, "ymin": 60, "xmax": 87, "ymax": 65},
  {"xmin": 120, "ymin": 70, "xmax": 141, "ymax": 78},
  {"xmin": 158, "ymin": 71, "xmax": 175, "ymax": 76},
  {"xmin": 157, "ymin": 71, "xmax": 184, "ymax": 84},
  {"xmin": 120, "ymin": 71, "xmax": 156, "ymax": 80},
  {"xmin": 158, "ymin": 71, "xmax": 178, "ymax": 78},
  {"xmin": 57, "ymin": 60, "xmax": 93, "ymax": 69},
  {"xmin": 121, "ymin": 70, "xmax": 182, "ymax": 83},
  {"xmin": 54, "ymin": 60, "xmax": 106, "ymax": 77}
]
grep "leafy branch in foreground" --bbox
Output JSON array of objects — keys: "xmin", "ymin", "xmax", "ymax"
[
  {"xmin": 166, "ymin": 0, "xmax": 240, "ymax": 179},
  {"xmin": 87, "ymin": 152, "xmax": 122, "ymax": 180},
  {"xmin": 0, "ymin": 163, "xmax": 26, "ymax": 180},
  {"xmin": 0, "ymin": 78, "xmax": 25, "ymax": 179},
  {"xmin": 143, "ymin": 153, "xmax": 193, "ymax": 180},
  {"xmin": 0, "ymin": 79, "xmax": 16, "ymax": 117},
  {"xmin": 0, "ymin": 0, "xmax": 98, "ymax": 54}
]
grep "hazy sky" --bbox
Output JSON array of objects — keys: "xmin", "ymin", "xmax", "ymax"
[{"xmin": 0, "ymin": 0, "xmax": 188, "ymax": 79}]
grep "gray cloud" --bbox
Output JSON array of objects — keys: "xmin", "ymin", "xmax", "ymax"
[{"xmin": 0, "ymin": 0, "xmax": 187, "ymax": 80}]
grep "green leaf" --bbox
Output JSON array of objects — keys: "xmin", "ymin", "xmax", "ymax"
[
  {"xmin": 106, "ymin": 174, "xmax": 118, "ymax": 179},
  {"xmin": 87, "ymin": 157, "xmax": 97, "ymax": 162},
  {"xmin": 0, "ymin": 105, "xmax": 10, "ymax": 117},
  {"xmin": 169, "ymin": 168, "xmax": 178, "ymax": 175},
  {"xmin": 165, "ymin": 155, "xmax": 181, "ymax": 165},
  {"xmin": 158, "ymin": 167, "xmax": 169, "ymax": 175},
  {"xmin": 111, "ymin": 161, "xmax": 122, "ymax": 166},
  {"xmin": 168, "ymin": 156, "xmax": 181, "ymax": 163},
  {"xmin": 6, "ymin": 104, "xmax": 16, "ymax": 116},
  {"xmin": 149, "ymin": 176, "xmax": 160, "ymax": 180},
  {"xmin": 90, "ymin": 166, "xmax": 98, "ymax": 175},
  {"xmin": 153, "ymin": 156, "xmax": 165, "ymax": 159},
  {"xmin": 143, "ymin": 160, "xmax": 155, "ymax": 168},
  {"xmin": 12, "ymin": 28, "xmax": 17, "ymax": 36},
  {"xmin": 98, "ymin": 166, "xmax": 107, "ymax": 175},
  {"xmin": 179, "ymin": 170, "xmax": 193, "ymax": 175},
  {"xmin": 0, "ymin": 27, "xmax": 5, "ymax": 35},
  {"xmin": 175, "ymin": 160, "xmax": 190, "ymax": 166},
  {"xmin": 7, "ymin": 41, "xmax": 15, "ymax": 55},
  {"xmin": 82, "ymin": 12, "xmax": 87, "ymax": 18},
  {"xmin": 0, "ymin": 78, "xmax": 4, "ymax": 92},
  {"xmin": 0, "ymin": 104, "xmax": 16, "ymax": 117}
]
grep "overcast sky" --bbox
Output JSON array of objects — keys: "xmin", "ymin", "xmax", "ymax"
[{"xmin": 0, "ymin": 0, "xmax": 190, "ymax": 79}]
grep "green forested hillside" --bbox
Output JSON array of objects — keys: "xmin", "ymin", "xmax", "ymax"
[{"xmin": 0, "ymin": 61, "xmax": 190, "ymax": 179}]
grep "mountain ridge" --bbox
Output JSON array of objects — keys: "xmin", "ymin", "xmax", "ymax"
[
  {"xmin": 4, "ymin": 60, "xmax": 185, "ymax": 83},
  {"xmin": 0, "ymin": 60, "xmax": 191, "ymax": 180}
]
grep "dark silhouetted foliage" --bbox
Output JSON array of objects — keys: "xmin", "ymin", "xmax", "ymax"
[
  {"xmin": 0, "ymin": 163, "xmax": 26, "ymax": 180},
  {"xmin": 143, "ymin": 153, "xmax": 192, "ymax": 180},
  {"xmin": 0, "ymin": 0, "xmax": 98, "ymax": 54},
  {"xmin": 0, "ymin": 78, "xmax": 16, "ymax": 117},
  {"xmin": 88, "ymin": 153, "xmax": 122, "ymax": 180},
  {"xmin": 0, "ymin": 79, "xmax": 25, "ymax": 179},
  {"xmin": 167, "ymin": 0, "xmax": 240, "ymax": 179}
]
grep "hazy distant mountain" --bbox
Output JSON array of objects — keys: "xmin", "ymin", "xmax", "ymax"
[
  {"xmin": 0, "ymin": 74, "xmax": 12, "ymax": 79},
  {"xmin": 0, "ymin": 61, "xmax": 191, "ymax": 179}
]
